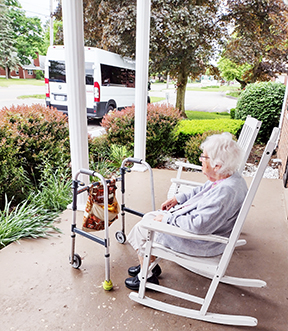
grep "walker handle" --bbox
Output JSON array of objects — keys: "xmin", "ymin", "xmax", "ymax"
[
  {"xmin": 79, "ymin": 168, "xmax": 96, "ymax": 177},
  {"xmin": 126, "ymin": 157, "xmax": 142, "ymax": 164}
]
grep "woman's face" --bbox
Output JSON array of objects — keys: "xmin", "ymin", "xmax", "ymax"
[{"xmin": 199, "ymin": 150, "xmax": 218, "ymax": 182}]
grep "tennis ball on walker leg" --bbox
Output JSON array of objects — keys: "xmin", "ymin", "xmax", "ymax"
[{"xmin": 103, "ymin": 279, "xmax": 113, "ymax": 291}]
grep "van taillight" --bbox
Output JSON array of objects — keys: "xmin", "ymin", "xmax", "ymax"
[
  {"xmin": 94, "ymin": 81, "xmax": 100, "ymax": 102},
  {"xmin": 45, "ymin": 78, "xmax": 50, "ymax": 98}
]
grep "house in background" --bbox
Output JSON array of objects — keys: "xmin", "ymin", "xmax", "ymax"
[{"xmin": 0, "ymin": 52, "xmax": 45, "ymax": 79}]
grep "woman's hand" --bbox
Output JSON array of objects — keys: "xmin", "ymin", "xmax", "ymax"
[{"xmin": 161, "ymin": 197, "xmax": 178, "ymax": 211}]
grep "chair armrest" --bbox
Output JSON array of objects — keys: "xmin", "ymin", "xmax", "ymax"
[
  {"xmin": 175, "ymin": 161, "xmax": 202, "ymax": 171},
  {"xmin": 171, "ymin": 178, "xmax": 202, "ymax": 187},
  {"xmin": 141, "ymin": 218, "xmax": 229, "ymax": 244}
]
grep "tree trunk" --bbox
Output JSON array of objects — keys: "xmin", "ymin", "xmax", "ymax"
[
  {"xmin": 5, "ymin": 66, "xmax": 9, "ymax": 79},
  {"xmin": 176, "ymin": 68, "xmax": 188, "ymax": 117},
  {"xmin": 235, "ymin": 77, "xmax": 247, "ymax": 90}
]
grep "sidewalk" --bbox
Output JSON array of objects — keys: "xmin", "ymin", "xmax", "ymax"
[{"xmin": 1, "ymin": 169, "xmax": 288, "ymax": 331}]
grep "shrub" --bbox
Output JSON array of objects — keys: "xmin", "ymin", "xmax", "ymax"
[
  {"xmin": 0, "ymin": 104, "xmax": 70, "ymax": 207},
  {"xmin": 184, "ymin": 131, "xmax": 222, "ymax": 165},
  {"xmin": 35, "ymin": 70, "xmax": 44, "ymax": 80},
  {"xmin": 101, "ymin": 103, "xmax": 182, "ymax": 167},
  {"xmin": 235, "ymin": 82, "xmax": 285, "ymax": 143},
  {"xmin": 230, "ymin": 108, "xmax": 236, "ymax": 119},
  {"xmin": 0, "ymin": 122, "xmax": 28, "ymax": 207},
  {"xmin": 88, "ymin": 134, "xmax": 110, "ymax": 163},
  {"xmin": 101, "ymin": 107, "xmax": 135, "ymax": 151},
  {"xmin": 175, "ymin": 119, "xmax": 244, "ymax": 155}
]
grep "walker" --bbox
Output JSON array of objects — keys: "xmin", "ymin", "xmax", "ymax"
[
  {"xmin": 70, "ymin": 168, "xmax": 114, "ymax": 291},
  {"xmin": 69, "ymin": 159, "xmax": 155, "ymax": 290},
  {"xmin": 115, "ymin": 157, "xmax": 155, "ymax": 244}
]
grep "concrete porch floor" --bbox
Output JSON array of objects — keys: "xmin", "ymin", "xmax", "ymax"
[{"xmin": 1, "ymin": 169, "xmax": 288, "ymax": 331}]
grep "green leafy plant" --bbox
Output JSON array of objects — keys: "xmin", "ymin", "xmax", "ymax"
[
  {"xmin": 235, "ymin": 82, "xmax": 285, "ymax": 143},
  {"xmin": 109, "ymin": 144, "xmax": 133, "ymax": 168},
  {"xmin": 89, "ymin": 157, "xmax": 115, "ymax": 179},
  {"xmin": 32, "ymin": 161, "xmax": 72, "ymax": 212},
  {"xmin": 0, "ymin": 196, "xmax": 60, "ymax": 249}
]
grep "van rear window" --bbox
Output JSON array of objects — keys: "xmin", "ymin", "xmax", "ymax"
[
  {"xmin": 48, "ymin": 61, "xmax": 94, "ymax": 85},
  {"xmin": 101, "ymin": 64, "xmax": 135, "ymax": 88},
  {"xmin": 49, "ymin": 60, "xmax": 66, "ymax": 82}
]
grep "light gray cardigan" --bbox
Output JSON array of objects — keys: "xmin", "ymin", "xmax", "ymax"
[{"xmin": 155, "ymin": 172, "xmax": 248, "ymax": 257}]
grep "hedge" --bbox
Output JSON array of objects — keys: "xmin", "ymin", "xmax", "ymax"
[{"xmin": 175, "ymin": 119, "xmax": 244, "ymax": 154}]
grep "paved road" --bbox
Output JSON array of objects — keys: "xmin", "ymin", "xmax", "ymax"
[
  {"xmin": 150, "ymin": 83, "xmax": 237, "ymax": 112},
  {"xmin": 0, "ymin": 85, "xmax": 46, "ymax": 108},
  {"xmin": 0, "ymin": 84, "xmax": 237, "ymax": 137}
]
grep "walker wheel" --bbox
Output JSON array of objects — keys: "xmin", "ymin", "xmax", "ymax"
[
  {"xmin": 115, "ymin": 231, "xmax": 126, "ymax": 244},
  {"xmin": 70, "ymin": 253, "xmax": 82, "ymax": 269}
]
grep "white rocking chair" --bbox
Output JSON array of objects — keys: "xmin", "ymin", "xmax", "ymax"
[
  {"xmin": 129, "ymin": 127, "xmax": 279, "ymax": 327},
  {"xmin": 167, "ymin": 115, "xmax": 262, "ymax": 199}
]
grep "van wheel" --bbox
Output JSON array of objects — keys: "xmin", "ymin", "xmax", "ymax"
[{"xmin": 107, "ymin": 105, "xmax": 115, "ymax": 114}]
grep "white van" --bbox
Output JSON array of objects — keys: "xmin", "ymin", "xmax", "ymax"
[{"xmin": 45, "ymin": 45, "xmax": 135, "ymax": 119}]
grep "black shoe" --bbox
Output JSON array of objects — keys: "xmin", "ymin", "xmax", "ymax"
[
  {"xmin": 125, "ymin": 274, "xmax": 159, "ymax": 291},
  {"xmin": 128, "ymin": 264, "xmax": 162, "ymax": 277}
]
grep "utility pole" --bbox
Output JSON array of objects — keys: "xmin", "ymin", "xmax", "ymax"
[{"xmin": 50, "ymin": 0, "xmax": 53, "ymax": 46}]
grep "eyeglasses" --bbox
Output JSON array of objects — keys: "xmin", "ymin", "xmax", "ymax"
[{"xmin": 199, "ymin": 154, "xmax": 210, "ymax": 161}]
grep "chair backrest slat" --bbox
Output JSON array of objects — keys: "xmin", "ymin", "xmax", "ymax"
[{"xmin": 237, "ymin": 115, "xmax": 262, "ymax": 173}]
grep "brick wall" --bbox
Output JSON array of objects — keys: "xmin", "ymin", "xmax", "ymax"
[{"xmin": 278, "ymin": 96, "xmax": 288, "ymax": 179}]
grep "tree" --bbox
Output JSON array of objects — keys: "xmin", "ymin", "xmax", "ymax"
[
  {"xmin": 42, "ymin": 20, "xmax": 63, "ymax": 54},
  {"xmin": 54, "ymin": 0, "xmax": 102, "ymax": 47},
  {"xmin": 0, "ymin": 1, "xmax": 19, "ymax": 78},
  {"xmin": 96, "ymin": 0, "xmax": 226, "ymax": 116},
  {"xmin": 222, "ymin": 0, "xmax": 288, "ymax": 88},
  {"xmin": 217, "ymin": 57, "xmax": 251, "ymax": 89},
  {"xmin": 5, "ymin": 0, "xmax": 44, "ymax": 65}
]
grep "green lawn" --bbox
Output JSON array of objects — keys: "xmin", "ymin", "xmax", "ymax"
[
  {"xmin": 185, "ymin": 110, "xmax": 231, "ymax": 120},
  {"xmin": 186, "ymin": 84, "xmax": 241, "ymax": 93},
  {"xmin": 0, "ymin": 78, "xmax": 44, "ymax": 87},
  {"xmin": 17, "ymin": 94, "xmax": 45, "ymax": 99},
  {"xmin": 150, "ymin": 96, "xmax": 166, "ymax": 103}
]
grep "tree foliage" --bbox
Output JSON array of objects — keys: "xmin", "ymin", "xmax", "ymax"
[
  {"xmin": 222, "ymin": 0, "xmax": 288, "ymax": 88},
  {"xmin": 217, "ymin": 57, "xmax": 252, "ymax": 88},
  {"xmin": 0, "ymin": 1, "xmax": 19, "ymax": 78},
  {"xmin": 54, "ymin": 0, "xmax": 102, "ymax": 47},
  {"xmin": 4, "ymin": 0, "xmax": 44, "ymax": 65}
]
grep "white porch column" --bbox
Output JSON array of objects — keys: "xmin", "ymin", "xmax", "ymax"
[
  {"xmin": 62, "ymin": 0, "xmax": 89, "ymax": 208},
  {"xmin": 133, "ymin": 0, "xmax": 151, "ymax": 171}
]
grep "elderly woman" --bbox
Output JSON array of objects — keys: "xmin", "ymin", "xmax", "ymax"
[{"xmin": 125, "ymin": 132, "xmax": 248, "ymax": 291}]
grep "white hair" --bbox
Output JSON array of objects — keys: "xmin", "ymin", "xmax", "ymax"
[{"xmin": 200, "ymin": 132, "xmax": 244, "ymax": 176}]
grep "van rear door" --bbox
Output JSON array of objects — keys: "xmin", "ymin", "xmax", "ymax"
[{"xmin": 47, "ymin": 60, "xmax": 68, "ymax": 114}]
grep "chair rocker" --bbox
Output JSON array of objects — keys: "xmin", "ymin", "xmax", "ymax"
[
  {"xmin": 129, "ymin": 127, "xmax": 279, "ymax": 327},
  {"xmin": 167, "ymin": 115, "xmax": 262, "ymax": 199}
]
